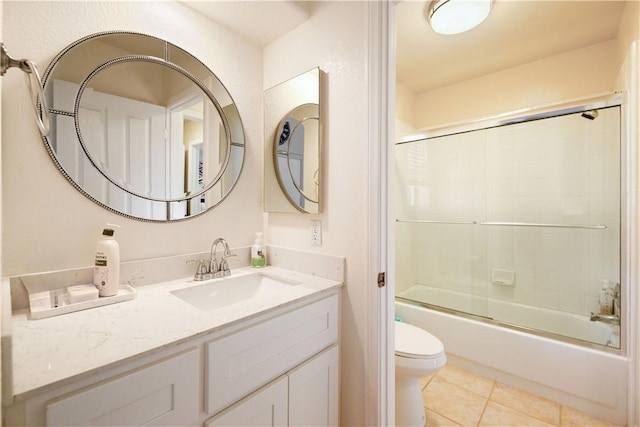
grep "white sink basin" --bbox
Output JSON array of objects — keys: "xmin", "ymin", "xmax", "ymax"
[{"xmin": 170, "ymin": 273, "xmax": 300, "ymax": 311}]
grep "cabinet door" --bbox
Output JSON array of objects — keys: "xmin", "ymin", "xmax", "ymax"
[
  {"xmin": 45, "ymin": 349, "xmax": 199, "ymax": 427},
  {"xmin": 288, "ymin": 345, "xmax": 339, "ymax": 427},
  {"xmin": 205, "ymin": 376, "xmax": 288, "ymax": 427},
  {"xmin": 206, "ymin": 294, "xmax": 338, "ymax": 415}
]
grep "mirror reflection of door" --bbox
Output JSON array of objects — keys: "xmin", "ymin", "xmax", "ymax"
[
  {"xmin": 188, "ymin": 141, "xmax": 204, "ymax": 215},
  {"xmin": 55, "ymin": 79, "xmax": 167, "ymax": 220},
  {"xmin": 54, "ymin": 58, "xmax": 230, "ymax": 221},
  {"xmin": 168, "ymin": 93, "xmax": 205, "ymax": 217},
  {"xmin": 42, "ymin": 32, "xmax": 246, "ymax": 221},
  {"xmin": 277, "ymin": 118, "xmax": 304, "ymax": 207},
  {"xmin": 272, "ymin": 103, "xmax": 320, "ymax": 213},
  {"xmin": 291, "ymin": 116, "xmax": 319, "ymax": 203}
]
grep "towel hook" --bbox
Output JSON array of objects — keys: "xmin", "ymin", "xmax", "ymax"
[{"xmin": 1, "ymin": 43, "xmax": 50, "ymax": 136}]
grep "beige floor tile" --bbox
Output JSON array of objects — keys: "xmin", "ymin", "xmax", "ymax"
[
  {"xmin": 436, "ymin": 365, "xmax": 495, "ymax": 397},
  {"xmin": 421, "ymin": 374, "xmax": 435, "ymax": 391},
  {"xmin": 490, "ymin": 382, "xmax": 560, "ymax": 425},
  {"xmin": 423, "ymin": 376, "xmax": 487, "ymax": 427},
  {"xmin": 480, "ymin": 401, "xmax": 556, "ymax": 427},
  {"xmin": 560, "ymin": 406, "xmax": 621, "ymax": 427},
  {"xmin": 425, "ymin": 409, "xmax": 464, "ymax": 427}
]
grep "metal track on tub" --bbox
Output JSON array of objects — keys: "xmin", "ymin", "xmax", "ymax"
[{"xmin": 395, "ymin": 296, "xmax": 622, "ymax": 354}]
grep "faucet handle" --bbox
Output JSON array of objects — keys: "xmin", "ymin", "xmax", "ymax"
[
  {"xmin": 187, "ymin": 259, "xmax": 210, "ymax": 280},
  {"xmin": 219, "ymin": 252, "xmax": 237, "ymax": 273}
]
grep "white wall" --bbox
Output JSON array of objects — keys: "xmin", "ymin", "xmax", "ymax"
[
  {"xmin": 2, "ymin": 1, "xmax": 263, "ymax": 276},
  {"xmin": 615, "ymin": 3, "xmax": 640, "ymax": 425},
  {"xmin": 263, "ymin": 2, "xmax": 369, "ymax": 425},
  {"xmin": 0, "ymin": 0, "xmax": 4, "ymax": 418},
  {"xmin": 414, "ymin": 40, "xmax": 620, "ymax": 130},
  {"xmin": 395, "ymin": 80, "xmax": 415, "ymax": 127}
]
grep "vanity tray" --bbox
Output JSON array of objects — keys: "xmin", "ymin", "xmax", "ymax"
[{"xmin": 28, "ymin": 285, "xmax": 137, "ymax": 320}]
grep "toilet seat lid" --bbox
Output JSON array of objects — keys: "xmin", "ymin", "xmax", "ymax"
[{"xmin": 395, "ymin": 321, "xmax": 444, "ymax": 358}]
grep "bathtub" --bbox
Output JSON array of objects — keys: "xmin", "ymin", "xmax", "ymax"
[
  {"xmin": 395, "ymin": 290, "xmax": 629, "ymax": 425},
  {"xmin": 398, "ymin": 284, "xmax": 620, "ymax": 347}
]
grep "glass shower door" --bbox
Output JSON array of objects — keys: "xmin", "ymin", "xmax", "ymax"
[{"xmin": 394, "ymin": 105, "xmax": 621, "ymax": 348}]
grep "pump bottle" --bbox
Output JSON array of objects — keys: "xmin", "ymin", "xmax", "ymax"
[
  {"xmin": 251, "ymin": 232, "xmax": 266, "ymax": 268},
  {"xmin": 94, "ymin": 225, "xmax": 121, "ymax": 297}
]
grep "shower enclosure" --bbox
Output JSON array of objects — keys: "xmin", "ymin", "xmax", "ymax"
[{"xmin": 394, "ymin": 101, "xmax": 622, "ymax": 348}]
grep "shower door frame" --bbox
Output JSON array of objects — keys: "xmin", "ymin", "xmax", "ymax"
[
  {"xmin": 395, "ymin": 95, "xmax": 626, "ymax": 352},
  {"xmin": 366, "ymin": 2, "xmax": 394, "ymax": 426}
]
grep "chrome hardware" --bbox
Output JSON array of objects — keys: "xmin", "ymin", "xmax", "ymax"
[
  {"xmin": 186, "ymin": 259, "xmax": 211, "ymax": 281},
  {"xmin": 395, "ymin": 219, "xmax": 606, "ymax": 229},
  {"xmin": 1, "ymin": 43, "xmax": 30, "ymax": 75},
  {"xmin": 396, "ymin": 219, "xmax": 476, "ymax": 225},
  {"xmin": 589, "ymin": 313, "xmax": 620, "ymax": 325},
  {"xmin": 591, "ymin": 282, "xmax": 621, "ymax": 325},
  {"xmin": 209, "ymin": 238, "xmax": 231, "ymax": 276},
  {"xmin": 479, "ymin": 221, "xmax": 606, "ymax": 230},
  {"xmin": 187, "ymin": 238, "xmax": 236, "ymax": 281},
  {"xmin": 1, "ymin": 43, "xmax": 50, "ymax": 136}
]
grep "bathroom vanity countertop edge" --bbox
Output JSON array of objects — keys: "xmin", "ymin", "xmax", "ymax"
[{"xmin": 7, "ymin": 266, "xmax": 343, "ymax": 401}]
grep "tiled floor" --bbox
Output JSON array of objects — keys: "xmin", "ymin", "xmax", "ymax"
[{"xmin": 420, "ymin": 365, "xmax": 622, "ymax": 427}]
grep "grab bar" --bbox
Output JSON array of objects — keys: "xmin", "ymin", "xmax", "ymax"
[
  {"xmin": 479, "ymin": 222, "xmax": 607, "ymax": 230},
  {"xmin": 0, "ymin": 43, "xmax": 50, "ymax": 136},
  {"xmin": 396, "ymin": 219, "xmax": 477, "ymax": 225},
  {"xmin": 396, "ymin": 219, "xmax": 606, "ymax": 229}
]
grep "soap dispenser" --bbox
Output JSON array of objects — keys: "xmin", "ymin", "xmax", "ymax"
[
  {"xmin": 94, "ymin": 224, "xmax": 121, "ymax": 297},
  {"xmin": 251, "ymin": 232, "xmax": 266, "ymax": 268}
]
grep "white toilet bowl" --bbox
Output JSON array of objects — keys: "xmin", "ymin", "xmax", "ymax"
[{"xmin": 395, "ymin": 321, "xmax": 446, "ymax": 427}]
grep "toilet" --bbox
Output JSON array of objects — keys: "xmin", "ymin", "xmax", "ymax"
[{"xmin": 395, "ymin": 321, "xmax": 447, "ymax": 427}]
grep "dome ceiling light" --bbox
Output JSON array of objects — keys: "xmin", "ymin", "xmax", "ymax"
[{"xmin": 427, "ymin": 0, "xmax": 493, "ymax": 35}]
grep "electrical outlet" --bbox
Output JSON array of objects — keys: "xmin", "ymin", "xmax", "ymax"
[{"xmin": 311, "ymin": 220, "xmax": 322, "ymax": 247}]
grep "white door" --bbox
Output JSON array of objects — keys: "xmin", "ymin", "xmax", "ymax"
[
  {"xmin": 367, "ymin": 2, "xmax": 394, "ymax": 425},
  {"xmin": 54, "ymin": 80, "xmax": 166, "ymax": 218}
]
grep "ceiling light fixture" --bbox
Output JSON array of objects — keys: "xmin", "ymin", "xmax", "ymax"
[{"xmin": 427, "ymin": 0, "xmax": 493, "ymax": 35}]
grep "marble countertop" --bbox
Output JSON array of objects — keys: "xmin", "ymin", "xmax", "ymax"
[{"xmin": 8, "ymin": 266, "xmax": 342, "ymax": 400}]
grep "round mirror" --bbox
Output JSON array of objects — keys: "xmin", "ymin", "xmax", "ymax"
[
  {"xmin": 41, "ymin": 31, "xmax": 245, "ymax": 221},
  {"xmin": 273, "ymin": 103, "xmax": 319, "ymax": 213}
]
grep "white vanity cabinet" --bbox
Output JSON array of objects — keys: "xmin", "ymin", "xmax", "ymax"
[
  {"xmin": 5, "ymin": 291, "xmax": 340, "ymax": 427},
  {"xmin": 45, "ymin": 349, "xmax": 200, "ymax": 427},
  {"xmin": 205, "ymin": 376, "xmax": 289, "ymax": 427},
  {"xmin": 288, "ymin": 345, "xmax": 339, "ymax": 427},
  {"xmin": 206, "ymin": 345, "xmax": 339, "ymax": 427},
  {"xmin": 4, "ymin": 348, "xmax": 202, "ymax": 427},
  {"xmin": 205, "ymin": 294, "xmax": 338, "ymax": 414}
]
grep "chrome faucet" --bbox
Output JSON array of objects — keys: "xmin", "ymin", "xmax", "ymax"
[
  {"xmin": 590, "ymin": 313, "xmax": 620, "ymax": 325},
  {"xmin": 187, "ymin": 238, "xmax": 235, "ymax": 281},
  {"xmin": 590, "ymin": 282, "xmax": 621, "ymax": 325},
  {"xmin": 209, "ymin": 237, "xmax": 234, "ymax": 277}
]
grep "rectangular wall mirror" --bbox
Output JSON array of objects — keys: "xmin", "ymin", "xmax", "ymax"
[{"xmin": 264, "ymin": 67, "xmax": 323, "ymax": 214}]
